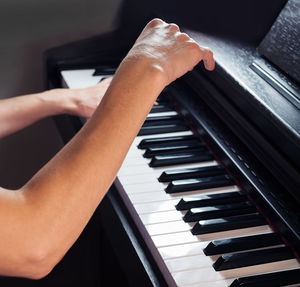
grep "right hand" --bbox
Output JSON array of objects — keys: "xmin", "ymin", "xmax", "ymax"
[{"xmin": 122, "ymin": 18, "xmax": 215, "ymax": 87}]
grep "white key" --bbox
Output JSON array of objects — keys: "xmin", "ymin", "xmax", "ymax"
[
  {"xmin": 147, "ymin": 111, "xmax": 178, "ymax": 117},
  {"xmin": 172, "ymin": 259, "xmax": 300, "ymax": 286},
  {"xmin": 146, "ymin": 220, "xmax": 193, "ymax": 236},
  {"xmin": 166, "ymin": 254, "xmax": 214, "ymax": 272},
  {"xmin": 134, "ymin": 199, "xmax": 178, "ymax": 214},
  {"xmin": 119, "ymin": 161, "xmax": 217, "ymax": 176},
  {"xmin": 152, "ymin": 225, "xmax": 272, "ymax": 248},
  {"xmin": 135, "ymin": 130, "xmax": 193, "ymax": 141},
  {"xmin": 140, "ymin": 210, "xmax": 183, "ymax": 225},
  {"xmin": 61, "ymin": 69, "xmax": 110, "ymax": 88},
  {"xmin": 159, "ymin": 241, "xmax": 209, "ymax": 260},
  {"xmin": 127, "ymin": 186, "xmax": 239, "ymax": 204}
]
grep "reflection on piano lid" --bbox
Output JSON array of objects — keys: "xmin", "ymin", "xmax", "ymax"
[{"xmin": 47, "ymin": 1, "xmax": 300, "ymax": 286}]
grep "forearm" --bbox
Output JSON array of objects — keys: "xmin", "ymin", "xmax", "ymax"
[
  {"xmin": 0, "ymin": 90, "xmax": 69, "ymax": 138},
  {"xmin": 1, "ymin": 62, "xmax": 164, "ymax": 278},
  {"xmin": 0, "ymin": 19, "xmax": 214, "ymax": 279}
]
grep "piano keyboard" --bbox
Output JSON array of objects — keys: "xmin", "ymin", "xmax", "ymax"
[{"xmin": 61, "ymin": 69, "xmax": 300, "ymax": 287}]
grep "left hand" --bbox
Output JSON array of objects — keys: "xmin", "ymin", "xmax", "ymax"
[{"xmin": 67, "ymin": 76, "xmax": 113, "ymax": 118}]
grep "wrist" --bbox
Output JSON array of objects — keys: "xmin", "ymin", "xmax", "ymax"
[
  {"xmin": 39, "ymin": 89, "xmax": 75, "ymax": 115},
  {"xmin": 116, "ymin": 56, "xmax": 168, "ymax": 95}
]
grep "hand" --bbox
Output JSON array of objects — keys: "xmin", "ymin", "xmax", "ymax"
[
  {"xmin": 67, "ymin": 76, "xmax": 113, "ymax": 118},
  {"xmin": 122, "ymin": 18, "xmax": 215, "ymax": 87}
]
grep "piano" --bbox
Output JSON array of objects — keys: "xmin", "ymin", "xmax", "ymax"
[{"xmin": 42, "ymin": 0, "xmax": 300, "ymax": 286}]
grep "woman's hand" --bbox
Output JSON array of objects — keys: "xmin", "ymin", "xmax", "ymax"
[
  {"xmin": 64, "ymin": 76, "xmax": 113, "ymax": 118},
  {"xmin": 121, "ymin": 18, "xmax": 215, "ymax": 88},
  {"xmin": 61, "ymin": 19, "xmax": 215, "ymax": 118}
]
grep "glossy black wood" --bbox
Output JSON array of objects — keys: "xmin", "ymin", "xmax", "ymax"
[
  {"xmin": 138, "ymin": 135, "xmax": 198, "ymax": 149},
  {"xmin": 165, "ymin": 174, "xmax": 233, "ymax": 193},
  {"xmin": 142, "ymin": 115, "xmax": 182, "ymax": 126},
  {"xmin": 204, "ymin": 233, "xmax": 283, "ymax": 256},
  {"xmin": 230, "ymin": 268, "xmax": 300, "ymax": 287},
  {"xmin": 191, "ymin": 214, "xmax": 267, "ymax": 235},
  {"xmin": 176, "ymin": 191, "xmax": 247, "ymax": 210},
  {"xmin": 213, "ymin": 246, "xmax": 295, "ymax": 271},
  {"xmin": 138, "ymin": 123, "xmax": 189, "ymax": 136},
  {"xmin": 183, "ymin": 202, "xmax": 256, "ymax": 222},
  {"xmin": 149, "ymin": 151, "xmax": 213, "ymax": 168},
  {"xmin": 158, "ymin": 165, "xmax": 225, "ymax": 182}
]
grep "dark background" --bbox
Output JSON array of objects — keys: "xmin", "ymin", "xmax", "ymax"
[{"xmin": 0, "ymin": 0, "xmax": 120, "ymax": 189}]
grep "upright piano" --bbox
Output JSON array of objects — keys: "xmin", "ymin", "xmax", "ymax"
[{"xmin": 43, "ymin": 0, "xmax": 300, "ymax": 286}]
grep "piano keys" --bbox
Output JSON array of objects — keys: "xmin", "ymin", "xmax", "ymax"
[
  {"xmin": 46, "ymin": 1, "xmax": 300, "ymax": 286},
  {"xmin": 116, "ymin": 97, "xmax": 300, "ymax": 286},
  {"xmin": 58, "ymin": 66, "xmax": 300, "ymax": 285}
]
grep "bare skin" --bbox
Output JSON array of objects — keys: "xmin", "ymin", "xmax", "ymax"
[
  {"xmin": 0, "ymin": 19, "xmax": 214, "ymax": 279},
  {"xmin": 0, "ymin": 77, "xmax": 113, "ymax": 139}
]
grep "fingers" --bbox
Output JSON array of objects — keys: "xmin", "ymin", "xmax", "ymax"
[
  {"xmin": 147, "ymin": 18, "xmax": 180, "ymax": 33},
  {"xmin": 134, "ymin": 18, "xmax": 215, "ymax": 86},
  {"xmin": 177, "ymin": 35, "xmax": 215, "ymax": 71},
  {"xmin": 187, "ymin": 39, "xmax": 215, "ymax": 71},
  {"xmin": 200, "ymin": 47, "xmax": 215, "ymax": 71},
  {"xmin": 160, "ymin": 19, "xmax": 215, "ymax": 71}
]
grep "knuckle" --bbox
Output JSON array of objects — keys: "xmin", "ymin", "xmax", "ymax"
[
  {"xmin": 189, "ymin": 41, "xmax": 200, "ymax": 50},
  {"xmin": 168, "ymin": 23, "xmax": 180, "ymax": 31},
  {"xmin": 148, "ymin": 18, "xmax": 164, "ymax": 27},
  {"xmin": 177, "ymin": 32, "xmax": 190, "ymax": 41}
]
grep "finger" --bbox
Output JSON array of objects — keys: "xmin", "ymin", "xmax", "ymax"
[
  {"xmin": 200, "ymin": 47, "xmax": 215, "ymax": 71},
  {"xmin": 168, "ymin": 23, "xmax": 180, "ymax": 32}
]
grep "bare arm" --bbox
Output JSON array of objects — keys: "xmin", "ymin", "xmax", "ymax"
[
  {"xmin": 0, "ymin": 19, "xmax": 214, "ymax": 279},
  {"xmin": 0, "ymin": 77, "xmax": 112, "ymax": 138}
]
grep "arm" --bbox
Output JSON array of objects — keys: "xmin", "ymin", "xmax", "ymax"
[
  {"xmin": 0, "ymin": 77, "xmax": 112, "ymax": 138},
  {"xmin": 0, "ymin": 19, "xmax": 214, "ymax": 279}
]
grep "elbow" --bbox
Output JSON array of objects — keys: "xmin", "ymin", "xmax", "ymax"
[{"xmin": 19, "ymin": 246, "xmax": 58, "ymax": 280}]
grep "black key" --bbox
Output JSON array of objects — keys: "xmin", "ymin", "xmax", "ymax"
[
  {"xmin": 191, "ymin": 213, "xmax": 266, "ymax": 235},
  {"xmin": 143, "ymin": 115, "xmax": 182, "ymax": 126},
  {"xmin": 150, "ymin": 104, "xmax": 173, "ymax": 113},
  {"xmin": 165, "ymin": 175, "xmax": 233, "ymax": 193},
  {"xmin": 144, "ymin": 142, "xmax": 206, "ymax": 158},
  {"xmin": 213, "ymin": 246, "xmax": 295, "ymax": 271},
  {"xmin": 156, "ymin": 96, "xmax": 168, "ymax": 104},
  {"xmin": 93, "ymin": 66, "xmax": 116, "ymax": 76},
  {"xmin": 183, "ymin": 202, "xmax": 256, "ymax": 222},
  {"xmin": 204, "ymin": 233, "xmax": 283, "ymax": 256},
  {"xmin": 149, "ymin": 152, "xmax": 213, "ymax": 167},
  {"xmin": 176, "ymin": 191, "xmax": 247, "ymax": 210},
  {"xmin": 138, "ymin": 123, "xmax": 189, "ymax": 136},
  {"xmin": 230, "ymin": 268, "xmax": 300, "ymax": 287},
  {"xmin": 159, "ymin": 165, "xmax": 225, "ymax": 182},
  {"xmin": 138, "ymin": 135, "xmax": 198, "ymax": 149}
]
